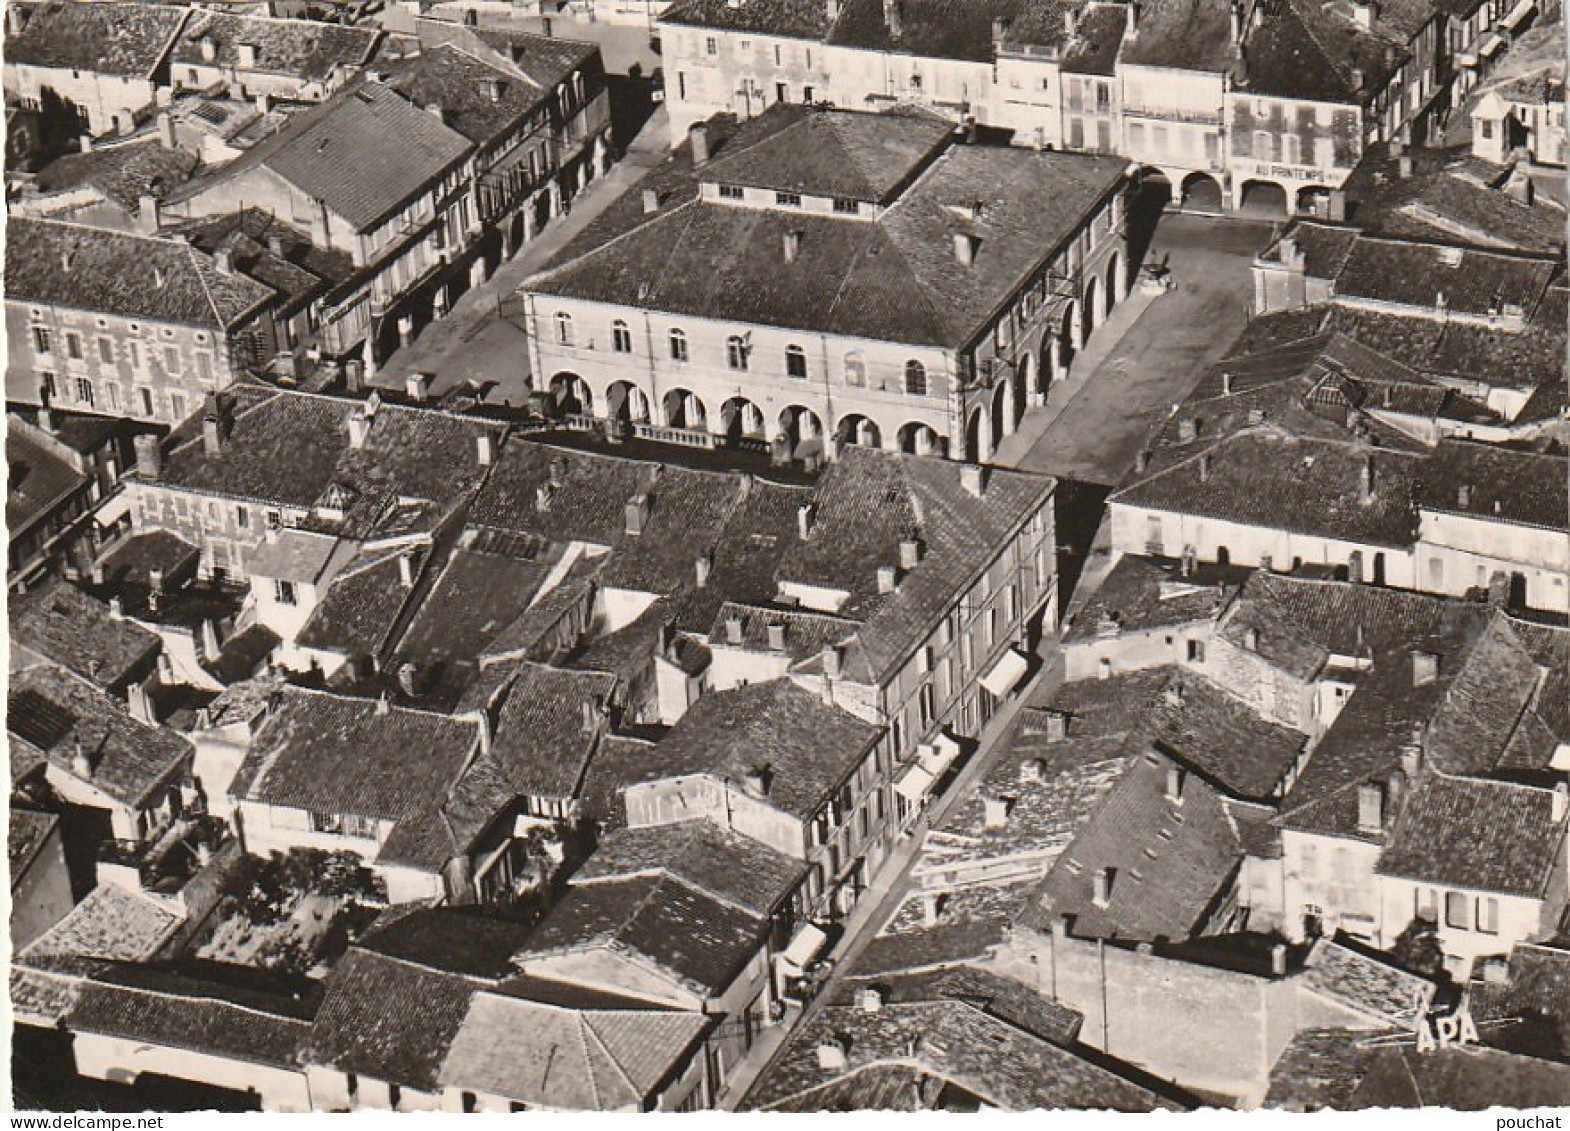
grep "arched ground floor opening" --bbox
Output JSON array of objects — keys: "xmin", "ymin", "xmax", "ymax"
[
  {"xmin": 549, "ymin": 372, "xmax": 592, "ymax": 417},
  {"xmin": 778, "ymin": 405, "xmax": 825, "ymax": 460},
  {"xmin": 662, "ymin": 387, "xmax": 706, "ymax": 430},
  {"xmin": 1179, "ymin": 171, "xmax": 1224, "ymax": 213},
  {"xmin": 1238, "ymin": 179, "xmax": 1289, "ymax": 219},
  {"xmin": 835, "ymin": 413, "xmax": 882, "ymax": 449},
  {"xmin": 898, "ymin": 421, "xmax": 944, "ymax": 457}
]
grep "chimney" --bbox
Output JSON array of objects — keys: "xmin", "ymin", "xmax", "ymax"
[
  {"xmin": 1244, "ymin": 626, "xmax": 1260, "ymax": 651},
  {"xmin": 982, "ymin": 795, "xmax": 1011, "ymax": 828},
  {"xmin": 1356, "ymin": 781, "xmax": 1385, "ymax": 834},
  {"xmin": 877, "ymin": 564, "xmax": 898, "ymax": 593},
  {"xmin": 1221, "ymin": 370, "xmax": 1234, "ymax": 396},
  {"xmin": 582, "ymin": 697, "xmax": 603, "ymax": 736},
  {"xmin": 201, "ymin": 396, "xmax": 227, "ymax": 454},
  {"xmin": 71, "ymin": 740, "xmax": 93, "ymax": 780},
  {"xmin": 816, "ymin": 1039, "xmax": 848, "ymax": 1071},
  {"xmin": 133, "ymin": 434, "xmax": 163, "ymax": 479},
  {"xmin": 1126, "ymin": 0, "xmax": 1139, "ymax": 36},
  {"xmin": 138, "ymin": 193, "xmax": 161, "ymax": 234},
  {"xmin": 398, "ymin": 662, "xmax": 420, "ymax": 697},
  {"xmin": 6, "ymin": 4, "xmax": 28, "ymax": 34},
  {"xmin": 266, "ymin": 231, "xmax": 286, "ymax": 259},
  {"xmin": 689, "ymin": 123, "xmax": 711, "ymax": 165},
  {"xmin": 725, "ymin": 615, "xmax": 744, "ymax": 645},
  {"xmin": 742, "ymin": 765, "xmax": 771, "ymax": 797},
  {"xmin": 642, "ymin": 189, "xmax": 660, "ymax": 214},
  {"xmin": 1554, "ymin": 783, "xmax": 1568, "ymax": 824},
  {"xmin": 1271, "ymin": 943, "xmax": 1288, "ymax": 977},
  {"xmin": 550, "ymin": 456, "xmax": 568, "ymax": 488},
  {"xmin": 625, "ymin": 493, "xmax": 650, "ymax": 536},
  {"xmin": 858, "ymin": 986, "xmax": 885, "ymax": 1012},
  {"xmin": 1229, "ymin": 0, "xmax": 1242, "ymax": 41},
  {"xmin": 827, "ymin": 0, "xmax": 840, "ymax": 19},
  {"xmin": 898, "ymin": 538, "xmax": 922, "ymax": 570},
  {"xmin": 884, "ymin": 0, "xmax": 903, "ymax": 37},
  {"xmin": 406, "ymin": 372, "xmax": 431, "ymax": 402},
  {"xmin": 952, "ymin": 231, "xmax": 977, "ymax": 266},
  {"xmin": 1359, "ymin": 454, "xmax": 1374, "ymax": 502},
  {"xmin": 398, "ymin": 552, "xmax": 416, "ymax": 589},
  {"xmin": 477, "ymin": 432, "xmax": 495, "ymax": 467},
  {"xmin": 200, "ymin": 35, "xmax": 218, "ymax": 62},
  {"xmin": 1412, "ymin": 650, "xmax": 1439, "ymax": 688},
  {"xmin": 1177, "ymin": 417, "xmax": 1197, "ymax": 443},
  {"xmin": 960, "ymin": 463, "xmax": 986, "ymax": 498},
  {"xmin": 797, "ymin": 502, "xmax": 815, "ymax": 540},
  {"xmin": 922, "ymin": 891, "xmax": 942, "ymax": 926},
  {"xmin": 1098, "ymin": 656, "xmax": 1112, "ymax": 680},
  {"xmin": 426, "ymin": 101, "xmax": 446, "ymax": 123},
  {"xmin": 695, "ymin": 553, "xmax": 712, "ymax": 588},
  {"xmin": 767, "ymin": 621, "xmax": 788, "ymax": 651},
  {"xmin": 1063, "ymin": 7, "xmax": 1077, "ymax": 35},
  {"xmin": 375, "ymin": 693, "xmax": 392, "ymax": 715},
  {"xmin": 823, "ymin": 644, "xmax": 842, "ymax": 680},
  {"xmin": 1327, "ymin": 190, "xmax": 1348, "ymax": 222},
  {"xmin": 783, "ymin": 230, "xmax": 802, "ymax": 263},
  {"xmin": 237, "ymin": 42, "xmax": 258, "ymax": 68},
  {"xmin": 1352, "ymin": 0, "xmax": 1376, "ymax": 27},
  {"xmin": 38, "ymin": 400, "xmax": 54, "ymax": 434},
  {"xmin": 1135, "ymin": 449, "xmax": 1151, "ymax": 473},
  {"xmin": 1198, "ymin": 453, "xmax": 1211, "ymax": 482},
  {"xmin": 1092, "ymin": 867, "xmax": 1113, "ymax": 907},
  {"xmin": 347, "ymin": 411, "xmax": 370, "ymax": 449},
  {"xmin": 1165, "ymin": 764, "xmax": 1185, "ymax": 803},
  {"xmin": 1398, "ymin": 153, "xmax": 1413, "ymax": 179},
  {"xmin": 1456, "ymin": 483, "xmax": 1471, "ymax": 509},
  {"xmin": 108, "ymin": 595, "xmax": 124, "ymax": 619},
  {"xmin": 1401, "ymin": 734, "xmax": 1423, "ymax": 780}
]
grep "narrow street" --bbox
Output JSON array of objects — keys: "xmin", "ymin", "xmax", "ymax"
[{"xmin": 370, "ymin": 102, "xmax": 672, "ymax": 402}]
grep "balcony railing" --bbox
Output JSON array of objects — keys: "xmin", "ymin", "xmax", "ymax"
[
  {"xmin": 631, "ymin": 421, "xmax": 717, "ymax": 449},
  {"xmin": 1123, "ymin": 103, "xmax": 1223, "ymax": 125}
]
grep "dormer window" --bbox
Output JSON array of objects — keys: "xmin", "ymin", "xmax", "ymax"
[
  {"xmin": 775, "ymin": 191, "xmax": 802, "ymax": 208},
  {"xmin": 833, "ymin": 198, "xmax": 859, "ymax": 214},
  {"xmin": 718, "ymin": 184, "xmax": 744, "ymax": 200}
]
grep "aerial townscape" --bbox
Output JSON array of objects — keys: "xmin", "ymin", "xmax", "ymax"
[{"xmin": 4, "ymin": 0, "xmax": 1568, "ymax": 1114}]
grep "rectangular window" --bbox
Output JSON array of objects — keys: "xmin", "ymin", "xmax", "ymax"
[
  {"xmin": 164, "ymin": 347, "xmax": 181, "ymax": 374},
  {"xmin": 804, "ymin": 85, "xmax": 814, "ymax": 102},
  {"xmin": 66, "ymin": 333, "xmax": 83, "ymax": 360},
  {"xmin": 775, "ymin": 82, "xmax": 787, "ymax": 103},
  {"xmin": 196, "ymin": 352, "xmax": 213, "ymax": 382},
  {"xmin": 74, "ymin": 377, "xmax": 94, "ymax": 407},
  {"xmin": 1477, "ymin": 897, "xmax": 1499, "ymax": 934},
  {"xmin": 1186, "ymin": 639, "xmax": 1205, "ymax": 663},
  {"xmin": 170, "ymin": 393, "xmax": 186, "ymax": 421},
  {"xmin": 718, "ymin": 184, "xmax": 745, "ymax": 200},
  {"xmin": 832, "ymin": 197, "xmax": 858, "ymax": 214},
  {"xmin": 31, "ymin": 326, "xmax": 51, "ymax": 355},
  {"xmin": 97, "ymin": 337, "xmax": 114, "ymax": 365},
  {"xmin": 41, "ymin": 372, "xmax": 58, "ymax": 400},
  {"xmin": 138, "ymin": 387, "xmax": 154, "ymax": 416},
  {"xmin": 310, "ymin": 810, "xmax": 377, "ymax": 838},
  {"xmin": 104, "ymin": 383, "xmax": 119, "ymax": 412},
  {"xmin": 1445, "ymin": 890, "xmax": 1470, "ymax": 930},
  {"xmin": 1415, "ymin": 887, "xmax": 1438, "ymax": 921},
  {"xmin": 705, "ymin": 36, "xmax": 717, "ymax": 55},
  {"xmin": 274, "ymin": 579, "xmax": 297, "ymax": 605},
  {"xmin": 775, "ymin": 192, "xmax": 802, "ymax": 207},
  {"xmin": 236, "ymin": 506, "xmax": 249, "ymax": 529}
]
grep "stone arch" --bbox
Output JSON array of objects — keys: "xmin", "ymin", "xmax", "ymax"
[
  {"xmin": 720, "ymin": 396, "xmax": 766, "ymax": 444},
  {"xmin": 604, "ymin": 379, "xmax": 651, "ymax": 424},
  {"xmin": 898, "ymin": 421, "xmax": 943, "ymax": 457},
  {"xmin": 1136, "ymin": 166, "xmax": 1173, "ymax": 210},
  {"xmin": 965, "ymin": 406, "xmax": 987, "ymax": 463},
  {"xmin": 662, "ymin": 387, "xmax": 707, "ymax": 430},
  {"xmin": 1179, "ymin": 171, "xmax": 1224, "ymax": 212},
  {"xmin": 990, "ymin": 379, "xmax": 1011, "ymax": 449},
  {"xmin": 1295, "ymin": 184, "xmax": 1335, "ymax": 217},
  {"xmin": 1082, "ymin": 275, "xmax": 1101, "ymax": 348},
  {"xmin": 778, "ymin": 405, "xmax": 824, "ymax": 460},
  {"xmin": 835, "ymin": 413, "xmax": 882, "ymax": 449},
  {"xmin": 1014, "ymin": 351, "xmax": 1033, "ymax": 421},
  {"xmin": 1106, "ymin": 249, "xmax": 1123, "ymax": 310},
  {"xmin": 1057, "ymin": 302, "xmax": 1079, "ymax": 377},
  {"xmin": 1239, "ymin": 179, "xmax": 1289, "ymax": 218},
  {"xmin": 548, "ymin": 372, "xmax": 592, "ymax": 417}
]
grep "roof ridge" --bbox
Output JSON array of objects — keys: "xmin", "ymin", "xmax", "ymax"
[
  {"xmin": 571, "ymin": 1008, "xmax": 608, "ymax": 1108},
  {"xmin": 580, "ymin": 1013, "xmax": 641, "ymax": 1102},
  {"xmin": 525, "ymin": 196, "xmax": 701, "ymax": 288}
]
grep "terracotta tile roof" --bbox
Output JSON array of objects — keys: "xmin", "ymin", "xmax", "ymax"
[
  {"xmin": 439, "ymin": 992, "xmax": 712, "ymax": 1110},
  {"xmin": 576, "ymin": 819, "xmax": 808, "ymax": 916},
  {"xmin": 828, "ymin": 0, "xmax": 1075, "ymax": 61},
  {"xmin": 643, "ymin": 677, "xmax": 883, "ymax": 820},
  {"xmin": 1351, "ymin": 1044, "xmax": 1570, "ymax": 1108},
  {"xmin": 8, "ymin": 664, "xmax": 191, "ymax": 809},
  {"xmin": 486, "ymin": 662, "xmax": 619, "ymax": 801},
  {"xmin": 749, "ymin": 985, "xmax": 1179, "ymax": 1111},
  {"xmin": 375, "ymin": 749, "xmax": 517, "ymax": 872},
  {"xmin": 151, "ymin": 389, "xmax": 502, "ymax": 539},
  {"xmin": 1376, "ymin": 774, "xmax": 1566, "ymax": 898},
  {"xmin": 853, "ymin": 908, "xmax": 1015, "ymax": 975},
  {"xmin": 67, "ymin": 963, "xmax": 316, "ymax": 1070},
  {"xmin": 357, "ymin": 905, "xmax": 539, "ymax": 979},
  {"xmin": 1265, "ymin": 1027, "xmax": 1389, "ymax": 1110},
  {"xmin": 1469, "ymin": 943, "xmax": 1570, "ymax": 1060},
  {"xmin": 845, "ymin": 965, "xmax": 1084, "ymax": 1045},
  {"xmin": 1419, "ymin": 440, "xmax": 1568, "ymax": 531},
  {"xmin": 184, "ymin": 79, "xmax": 471, "ymax": 232},
  {"xmin": 1332, "ymin": 235, "xmax": 1561, "ymax": 320},
  {"xmin": 1111, "ymin": 429, "xmax": 1425, "ymax": 549},
  {"xmin": 1297, "ymin": 938, "xmax": 1435, "ymax": 1027},
  {"xmin": 170, "ymin": 11, "xmax": 379, "ymax": 79},
  {"xmin": 8, "ymin": 807, "xmax": 57, "ymax": 881},
  {"xmin": 171, "ymin": 208, "xmax": 355, "ymax": 317},
  {"xmin": 579, "ymin": 733, "xmax": 664, "ymax": 832},
  {"xmin": 1234, "ymin": 0, "xmax": 1398, "ymax": 102},
  {"xmin": 306, "ymin": 948, "xmax": 481, "ymax": 1090},
  {"xmin": 33, "ymin": 138, "xmax": 200, "ymax": 211},
  {"xmin": 383, "ymin": 43, "xmax": 551, "ymax": 147},
  {"xmin": 1319, "ymin": 305, "xmax": 1565, "ymax": 392},
  {"xmin": 394, "ymin": 541, "xmax": 555, "ymax": 668},
  {"xmin": 1020, "ymin": 749, "xmax": 1246, "ymax": 942},
  {"xmin": 22, "ymin": 883, "xmax": 184, "ymax": 963},
  {"xmin": 529, "ymin": 117, "xmax": 1125, "ymax": 350},
  {"xmin": 673, "ymin": 478, "xmax": 810, "ymax": 633},
  {"xmin": 1120, "ymin": 0, "xmax": 1236, "ymax": 70},
  {"xmin": 9, "ymin": 577, "xmax": 161, "ymax": 693},
  {"xmin": 518, "ymin": 872, "xmax": 771, "ymax": 997},
  {"xmin": 659, "ymin": 0, "xmax": 836, "ymax": 39},
  {"xmin": 7, "ymin": 217, "xmax": 274, "ymax": 330},
  {"xmin": 1063, "ymin": 554, "xmax": 1241, "ymax": 644},
  {"xmin": 699, "ymin": 106, "xmax": 954, "ymax": 203},
  {"xmin": 232, "ymin": 686, "xmax": 480, "ymax": 822},
  {"xmin": 598, "ymin": 466, "xmax": 748, "ymax": 596},
  {"xmin": 6, "ymin": 1, "xmax": 188, "ymax": 77},
  {"xmin": 1423, "ymin": 616, "xmax": 1549, "ymax": 776},
  {"xmin": 1059, "ymin": 3, "xmax": 1127, "ymax": 73},
  {"xmin": 706, "ymin": 600, "xmax": 859, "ymax": 659},
  {"xmin": 294, "ymin": 546, "xmax": 413, "ymax": 656}
]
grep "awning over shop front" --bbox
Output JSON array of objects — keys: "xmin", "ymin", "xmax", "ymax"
[
  {"xmin": 779, "ymin": 922, "xmax": 828, "ymax": 971},
  {"xmin": 918, "ymin": 733, "xmax": 962, "ymax": 777},
  {"xmin": 980, "ymin": 648, "xmax": 1030, "ymax": 698},
  {"xmin": 93, "ymin": 490, "xmax": 131, "ymax": 527},
  {"xmin": 1456, "ymin": 50, "xmax": 1479, "ymax": 67},
  {"xmin": 894, "ymin": 762, "xmax": 938, "ymax": 802},
  {"xmin": 1481, "ymin": 34, "xmax": 1506, "ymax": 56}
]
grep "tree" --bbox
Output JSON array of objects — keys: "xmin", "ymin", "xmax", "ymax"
[{"xmin": 1391, "ymin": 917, "xmax": 1446, "ymax": 980}]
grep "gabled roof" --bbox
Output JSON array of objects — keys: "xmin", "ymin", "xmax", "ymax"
[
  {"xmin": 170, "ymin": 11, "xmax": 380, "ymax": 79},
  {"xmin": 33, "ymin": 137, "xmax": 200, "ymax": 212},
  {"xmin": 1333, "ymin": 235, "xmax": 1560, "ymax": 320},
  {"xmin": 382, "ymin": 43, "xmax": 552, "ymax": 147},
  {"xmin": 576, "ymin": 820, "xmax": 808, "ymax": 917},
  {"xmin": 182, "ymin": 79, "xmax": 471, "ymax": 233},
  {"xmin": 8, "ymin": 664, "xmax": 191, "ymax": 809},
  {"xmin": 439, "ymin": 992, "xmax": 712, "ymax": 1110},
  {"xmin": 659, "ymin": 0, "xmax": 839, "ymax": 38},
  {"xmin": 5, "ymin": 1, "xmax": 188, "ymax": 77},
  {"xmin": 1418, "ymin": 440, "xmax": 1568, "ymax": 531},
  {"xmin": 518, "ymin": 872, "xmax": 771, "ymax": 998},
  {"xmin": 9, "ymin": 577, "xmax": 161, "ymax": 693},
  {"xmin": 7, "ymin": 418, "xmax": 90, "ymax": 537},
  {"xmin": 484, "ymin": 662, "xmax": 618, "ymax": 801},
  {"xmin": 6, "ymin": 217, "xmax": 275, "ymax": 330},
  {"xmin": 827, "ymin": 0, "xmax": 1077, "ymax": 61},
  {"xmin": 1297, "ymin": 938, "xmax": 1435, "ymax": 1028},
  {"xmin": 22, "ymin": 882, "xmax": 184, "ymax": 963},
  {"xmin": 1351, "ymin": 1043, "xmax": 1570, "ymax": 1109},
  {"xmin": 1376, "ymin": 774, "xmax": 1566, "ymax": 899},
  {"xmin": 231, "ymin": 686, "xmax": 480, "ymax": 822}
]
